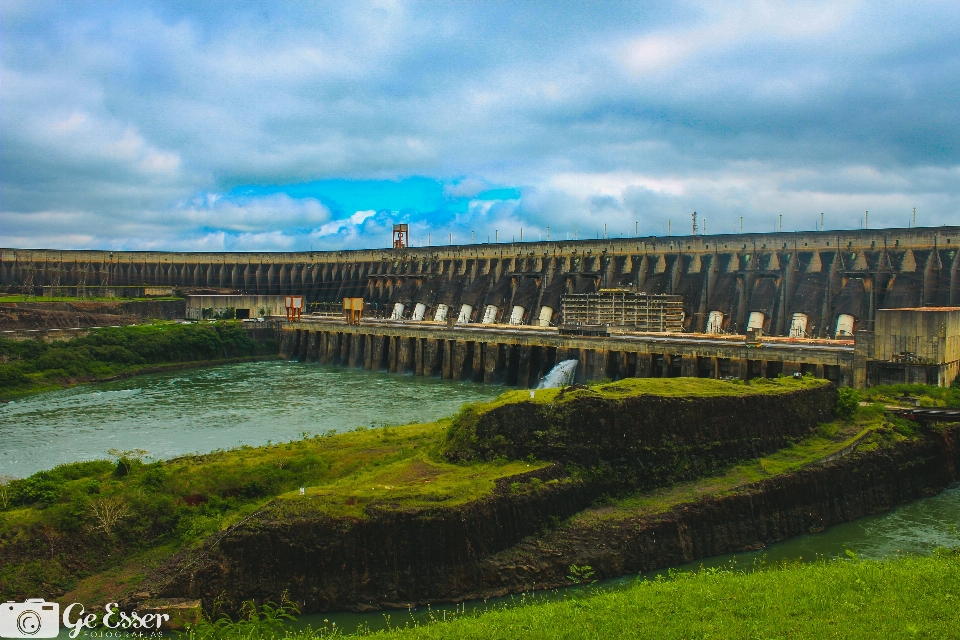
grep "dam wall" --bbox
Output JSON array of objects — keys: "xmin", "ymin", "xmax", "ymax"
[{"xmin": 4, "ymin": 226, "xmax": 959, "ymax": 339}]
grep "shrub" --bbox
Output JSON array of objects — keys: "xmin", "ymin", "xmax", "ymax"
[
  {"xmin": 818, "ymin": 422, "xmax": 838, "ymax": 438},
  {"xmin": 835, "ymin": 387, "xmax": 861, "ymax": 419},
  {"xmin": 0, "ymin": 363, "xmax": 27, "ymax": 389},
  {"xmin": 890, "ymin": 416, "xmax": 918, "ymax": 437},
  {"xmin": 140, "ymin": 466, "xmax": 168, "ymax": 489},
  {"xmin": 12, "ymin": 475, "xmax": 62, "ymax": 507},
  {"xmin": 50, "ymin": 460, "xmax": 114, "ymax": 481},
  {"xmin": 567, "ymin": 564, "xmax": 595, "ymax": 584},
  {"xmin": 240, "ymin": 480, "xmax": 268, "ymax": 498}
]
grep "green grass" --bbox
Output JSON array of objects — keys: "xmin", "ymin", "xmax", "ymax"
[
  {"xmin": 859, "ymin": 383, "xmax": 960, "ymax": 408},
  {"xmin": 379, "ymin": 553, "xmax": 960, "ymax": 639},
  {"xmin": 479, "ymin": 376, "xmax": 828, "ymax": 413},
  {"xmin": 0, "ymin": 321, "xmax": 276, "ymax": 400},
  {"xmin": 380, "ymin": 552, "xmax": 960, "ymax": 639},
  {"xmin": 271, "ymin": 452, "xmax": 544, "ymax": 520},
  {"xmin": 183, "ymin": 551, "xmax": 960, "ymax": 639}
]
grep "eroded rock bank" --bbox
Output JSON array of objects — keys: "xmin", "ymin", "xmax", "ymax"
[
  {"xmin": 470, "ymin": 424, "xmax": 960, "ymax": 598},
  {"xmin": 442, "ymin": 382, "xmax": 836, "ymax": 481},
  {"xmin": 146, "ymin": 382, "xmax": 841, "ymax": 613},
  {"xmin": 149, "ymin": 423, "xmax": 960, "ymax": 614}
]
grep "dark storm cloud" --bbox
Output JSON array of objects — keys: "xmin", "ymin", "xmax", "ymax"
[{"xmin": 1, "ymin": 1, "xmax": 957, "ymax": 250}]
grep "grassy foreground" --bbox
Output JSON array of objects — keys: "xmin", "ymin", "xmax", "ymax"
[
  {"xmin": 185, "ymin": 550, "xmax": 960, "ymax": 639},
  {"xmin": 0, "ymin": 321, "xmax": 276, "ymax": 400}
]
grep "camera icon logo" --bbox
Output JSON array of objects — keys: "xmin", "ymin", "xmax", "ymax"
[{"xmin": 0, "ymin": 600, "xmax": 59, "ymax": 638}]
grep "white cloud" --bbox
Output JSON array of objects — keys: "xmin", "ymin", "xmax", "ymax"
[
  {"xmin": 314, "ymin": 209, "xmax": 377, "ymax": 237},
  {"xmin": 621, "ymin": 1, "xmax": 857, "ymax": 75},
  {"xmin": 444, "ymin": 178, "xmax": 491, "ymax": 199},
  {"xmin": 172, "ymin": 194, "xmax": 331, "ymax": 233},
  {"xmin": 1, "ymin": 1, "xmax": 958, "ymax": 250}
]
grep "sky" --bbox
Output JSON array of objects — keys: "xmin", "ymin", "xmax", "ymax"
[{"xmin": 1, "ymin": 1, "xmax": 959, "ymax": 252}]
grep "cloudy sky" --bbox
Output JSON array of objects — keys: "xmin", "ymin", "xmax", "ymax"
[{"xmin": 2, "ymin": 1, "xmax": 958, "ymax": 251}]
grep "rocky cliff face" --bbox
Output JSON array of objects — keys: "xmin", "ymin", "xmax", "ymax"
[
  {"xmin": 470, "ymin": 424, "xmax": 960, "ymax": 597},
  {"xmin": 153, "ymin": 384, "xmax": 833, "ymax": 610},
  {"xmin": 154, "ymin": 425, "xmax": 960, "ymax": 614},
  {"xmin": 443, "ymin": 384, "xmax": 837, "ymax": 486},
  {"xmin": 155, "ymin": 464, "xmax": 604, "ymax": 612}
]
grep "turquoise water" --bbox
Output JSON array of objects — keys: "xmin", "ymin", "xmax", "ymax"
[{"xmin": 0, "ymin": 361, "xmax": 503, "ymax": 478}]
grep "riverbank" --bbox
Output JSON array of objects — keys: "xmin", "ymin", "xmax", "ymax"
[
  {"xmin": 147, "ymin": 377, "xmax": 839, "ymax": 614},
  {"xmin": 0, "ymin": 377, "xmax": 819, "ymax": 604},
  {"xmin": 0, "ymin": 321, "xmax": 277, "ymax": 401},
  {"xmin": 149, "ymin": 389, "xmax": 960, "ymax": 615},
  {"xmin": 0, "ymin": 356, "xmax": 283, "ymax": 403},
  {"xmin": 2, "ymin": 376, "xmax": 956, "ymax": 625}
]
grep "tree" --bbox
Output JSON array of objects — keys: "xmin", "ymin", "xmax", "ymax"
[
  {"xmin": 89, "ymin": 496, "xmax": 130, "ymax": 535},
  {"xmin": 107, "ymin": 448, "xmax": 149, "ymax": 476}
]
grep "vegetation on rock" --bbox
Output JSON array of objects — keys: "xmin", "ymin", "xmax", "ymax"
[
  {"xmin": 1, "ymin": 375, "xmax": 950, "ymax": 618},
  {"xmin": 0, "ymin": 322, "xmax": 275, "ymax": 399}
]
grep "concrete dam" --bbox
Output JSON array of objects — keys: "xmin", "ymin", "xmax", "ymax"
[{"xmin": 4, "ymin": 225, "xmax": 959, "ymax": 387}]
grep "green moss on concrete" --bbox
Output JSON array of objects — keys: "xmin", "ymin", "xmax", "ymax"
[{"xmin": 441, "ymin": 376, "xmax": 835, "ymax": 468}]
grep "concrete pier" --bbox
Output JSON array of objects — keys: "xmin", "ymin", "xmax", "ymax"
[{"xmin": 279, "ymin": 318, "xmax": 857, "ymax": 387}]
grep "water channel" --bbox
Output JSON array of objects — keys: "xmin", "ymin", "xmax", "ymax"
[
  {"xmin": 0, "ymin": 360, "xmax": 503, "ymax": 478},
  {"xmin": 2, "ymin": 362, "xmax": 957, "ymax": 637}
]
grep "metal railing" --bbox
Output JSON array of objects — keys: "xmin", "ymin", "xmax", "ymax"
[{"xmin": 561, "ymin": 291, "xmax": 684, "ymax": 332}]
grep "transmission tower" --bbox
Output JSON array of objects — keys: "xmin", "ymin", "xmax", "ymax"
[
  {"xmin": 20, "ymin": 261, "xmax": 36, "ymax": 295},
  {"xmin": 98, "ymin": 262, "xmax": 110, "ymax": 297},
  {"xmin": 76, "ymin": 263, "xmax": 87, "ymax": 298},
  {"xmin": 50, "ymin": 262, "xmax": 64, "ymax": 297}
]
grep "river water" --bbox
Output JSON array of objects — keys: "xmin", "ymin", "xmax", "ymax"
[
  {"xmin": 0, "ymin": 360, "xmax": 503, "ymax": 478},
  {"xmin": 3, "ymin": 362, "xmax": 957, "ymax": 637}
]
